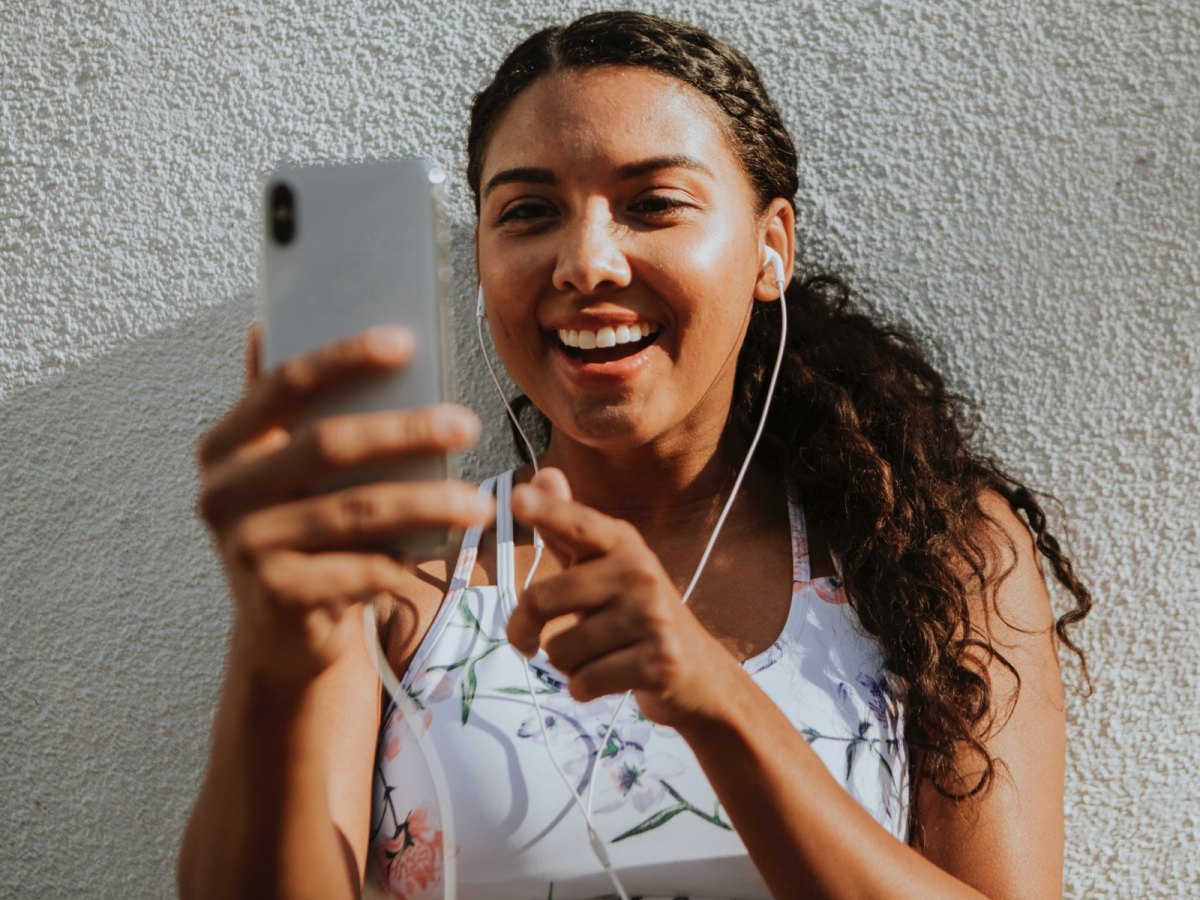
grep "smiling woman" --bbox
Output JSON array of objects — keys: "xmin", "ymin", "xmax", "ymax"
[
  {"xmin": 179, "ymin": 10, "xmax": 1093, "ymax": 900},
  {"xmin": 476, "ymin": 66, "xmax": 782, "ymax": 454}
]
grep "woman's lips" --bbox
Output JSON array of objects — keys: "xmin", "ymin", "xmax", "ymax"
[
  {"xmin": 556, "ymin": 321, "xmax": 661, "ymax": 350},
  {"xmin": 548, "ymin": 328, "xmax": 663, "ymax": 382}
]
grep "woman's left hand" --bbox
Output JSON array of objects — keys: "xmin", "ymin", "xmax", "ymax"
[{"xmin": 506, "ymin": 468, "xmax": 742, "ymax": 729}]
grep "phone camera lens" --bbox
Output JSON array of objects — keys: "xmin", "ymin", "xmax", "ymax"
[{"xmin": 269, "ymin": 182, "xmax": 296, "ymax": 245}]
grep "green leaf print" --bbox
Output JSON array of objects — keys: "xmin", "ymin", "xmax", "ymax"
[
  {"xmin": 663, "ymin": 780, "xmax": 731, "ymax": 831},
  {"xmin": 494, "ymin": 686, "xmax": 556, "ymax": 696},
  {"xmin": 462, "ymin": 661, "xmax": 478, "ymax": 725},
  {"xmin": 612, "ymin": 780, "xmax": 732, "ymax": 842},
  {"xmin": 845, "ymin": 739, "xmax": 862, "ymax": 780},
  {"xmin": 457, "ymin": 640, "xmax": 506, "ymax": 725},
  {"xmin": 456, "ymin": 591, "xmax": 487, "ymax": 636},
  {"xmin": 612, "ymin": 803, "xmax": 688, "ymax": 841}
]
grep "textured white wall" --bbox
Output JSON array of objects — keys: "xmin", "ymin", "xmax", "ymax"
[{"xmin": 2, "ymin": 0, "xmax": 1196, "ymax": 895}]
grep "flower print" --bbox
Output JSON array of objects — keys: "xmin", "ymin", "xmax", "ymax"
[
  {"xmin": 377, "ymin": 805, "xmax": 445, "ymax": 900},
  {"xmin": 744, "ymin": 634, "xmax": 786, "ymax": 676},
  {"xmin": 856, "ymin": 671, "xmax": 902, "ymax": 735},
  {"xmin": 516, "ymin": 704, "xmax": 570, "ymax": 744},
  {"xmin": 790, "ymin": 516, "xmax": 809, "ymax": 569},
  {"xmin": 813, "ymin": 576, "xmax": 849, "ymax": 605},
  {"xmin": 571, "ymin": 744, "xmax": 686, "ymax": 815},
  {"xmin": 381, "ymin": 705, "xmax": 433, "ymax": 760},
  {"xmin": 384, "ymin": 733, "xmax": 402, "ymax": 761}
]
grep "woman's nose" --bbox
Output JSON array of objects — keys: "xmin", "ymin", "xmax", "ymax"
[{"xmin": 551, "ymin": 203, "xmax": 632, "ymax": 296}]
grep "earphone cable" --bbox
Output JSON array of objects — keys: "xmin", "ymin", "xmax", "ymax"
[{"xmin": 582, "ymin": 266, "xmax": 789, "ymax": 829}]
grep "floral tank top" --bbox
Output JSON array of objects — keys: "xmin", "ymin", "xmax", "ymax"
[{"xmin": 367, "ymin": 470, "xmax": 908, "ymax": 899}]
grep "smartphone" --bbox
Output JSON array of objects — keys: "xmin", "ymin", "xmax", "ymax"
[{"xmin": 258, "ymin": 158, "xmax": 454, "ymax": 557}]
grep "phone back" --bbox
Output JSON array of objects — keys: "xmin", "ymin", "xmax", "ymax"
[
  {"xmin": 259, "ymin": 158, "xmax": 451, "ymax": 415},
  {"xmin": 258, "ymin": 159, "xmax": 454, "ymax": 552}
]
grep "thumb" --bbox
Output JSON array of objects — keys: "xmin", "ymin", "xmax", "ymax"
[{"xmin": 530, "ymin": 466, "xmax": 572, "ymax": 502}]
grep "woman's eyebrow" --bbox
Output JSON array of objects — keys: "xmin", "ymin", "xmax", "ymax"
[
  {"xmin": 483, "ymin": 156, "xmax": 714, "ymax": 199},
  {"xmin": 484, "ymin": 167, "xmax": 556, "ymax": 198},
  {"xmin": 615, "ymin": 155, "xmax": 714, "ymax": 180}
]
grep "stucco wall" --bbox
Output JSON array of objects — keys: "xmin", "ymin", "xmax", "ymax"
[{"xmin": 2, "ymin": 1, "xmax": 1196, "ymax": 895}]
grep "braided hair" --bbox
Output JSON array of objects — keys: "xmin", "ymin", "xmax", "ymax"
[{"xmin": 465, "ymin": 10, "xmax": 1092, "ymax": 844}]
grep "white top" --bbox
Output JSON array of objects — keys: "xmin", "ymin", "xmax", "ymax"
[{"xmin": 368, "ymin": 470, "xmax": 909, "ymax": 899}]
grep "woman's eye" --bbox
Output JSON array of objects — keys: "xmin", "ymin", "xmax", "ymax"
[
  {"xmin": 629, "ymin": 195, "xmax": 688, "ymax": 217},
  {"xmin": 497, "ymin": 202, "xmax": 556, "ymax": 225}
]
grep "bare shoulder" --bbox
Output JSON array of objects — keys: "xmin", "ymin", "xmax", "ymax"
[
  {"xmin": 375, "ymin": 537, "xmax": 479, "ymax": 681},
  {"xmin": 972, "ymin": 489, "xmax": 1059, "ymax": 646},
  {"xmin": 914, "ymin": 489, "xmax": 1067, "ymax": 899}
]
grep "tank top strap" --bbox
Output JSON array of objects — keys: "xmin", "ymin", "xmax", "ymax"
[
  {"xmin": 785, "ymin": 480, "xmax": 812, "ymax": 583},
  {"xmin": 493, "ymin": 469, "xmax": 518, "ymax": 616},
  {"xmin": 400, "ymin": 474, "xmax": 499, "ymax": 689}
]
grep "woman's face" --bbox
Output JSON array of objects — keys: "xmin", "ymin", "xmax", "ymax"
[{"xmin": 476, "ymin": 66, "xmax": 790, "ymax": 457}]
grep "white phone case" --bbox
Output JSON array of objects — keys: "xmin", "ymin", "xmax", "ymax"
[{"xmin": 258, "ymin": 158, "xmax": 455, "ymax": 555}]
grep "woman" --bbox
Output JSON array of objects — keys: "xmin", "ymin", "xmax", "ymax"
[{"xmin": 180, "ymin": 11, "xmax": 1091, "ymax": 899}]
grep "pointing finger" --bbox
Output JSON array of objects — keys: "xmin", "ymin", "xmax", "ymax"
[{"xmin": 511, "ymin": 482, "xmax": 634, "ymax": 566}]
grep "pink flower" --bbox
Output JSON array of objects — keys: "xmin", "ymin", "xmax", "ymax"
[
  {"xmin": 812, "ymin": 577, "xmax": 849, "ymax": 605},
  {"xmin": 377, "ymin": 805, "xmax": 444, "ymax": 899}
]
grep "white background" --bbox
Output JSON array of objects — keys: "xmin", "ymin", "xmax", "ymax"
[{"xmin": 2, "ymin": 1, "xmax": 1196, "ymax": 895}]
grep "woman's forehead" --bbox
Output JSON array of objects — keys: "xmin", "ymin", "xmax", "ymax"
[{"xmin": 480, "ymin": 67, "xmax": 742, "ymax": 186}]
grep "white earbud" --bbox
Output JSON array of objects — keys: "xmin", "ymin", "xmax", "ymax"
[
  {"xmin": 476, "ymin": 283, "xmax": 486, "ymax": 320},
  {"xmin": 763, "ymin": 246, "xmax": 786, "ymax": 287}
]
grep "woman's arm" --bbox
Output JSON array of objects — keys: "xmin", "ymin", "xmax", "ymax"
[
  {"xmin": 509, "ymin": 477, "xmax": 1066, "ymax": 899},
  {"xmin": 178, "ymin": 631, "xmax": 381, "ymax": 899},
  {"xmin": 179, "ymin": 326, "xmax": 492, "ymax": 898}
]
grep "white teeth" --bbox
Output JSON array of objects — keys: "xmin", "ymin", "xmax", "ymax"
[{"xmin": 556, "ymin": 322, "xmax": 659, "ymax": 351}]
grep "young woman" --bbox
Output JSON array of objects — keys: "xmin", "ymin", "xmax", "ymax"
[{"xmin": 180, "ymin": 11, "xmax": 1091, "ymax": 900}]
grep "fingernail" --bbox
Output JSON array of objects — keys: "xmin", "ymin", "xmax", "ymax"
[{"xmin": 368, "ymin": 326, "xmax": 412, "ymax": 356}]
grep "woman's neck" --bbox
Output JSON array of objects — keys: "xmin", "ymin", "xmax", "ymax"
[{"xmin": 526, "ymin": 427, "xmax": 757, "ymax": 546}]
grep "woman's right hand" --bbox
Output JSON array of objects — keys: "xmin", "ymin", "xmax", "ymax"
[{"xmin": 195, "ymin": 324, "xmax": 493, "ymax": 689}]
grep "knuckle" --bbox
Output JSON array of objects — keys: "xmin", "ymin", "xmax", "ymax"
[
  {"xmin": 339, "ymin": 487, "xmax": 388, "ymax": 532},
  {"xmin": 646, "ymin": 650, "xmax": 677, "ymax": 691},
  {"xmin": 630, "ymin": 601, "xmax": 662, "ymax": 632},
  {"xmin": 622, "ymin": 556, "xmax": 659, "ymax": 590},
  {"xmin": 255, "ymin": 555, "xmax": 294, "ymax": 606},
  {"xmin": 441, "ymin": 483, "xmax": 485, "ymax": 523},
  {"xmin": 307, "ymin": 419, "xmax": 349, "ymax": 466},
  {"xmin": 227, "ymin": 519, "xmax": 264, "ymax": 563},
  {"xmin": 618, "ymin": 520, "xmax": 643, "ymax": 544},
  {"xmin": 275, "ymin": 358, "xmax": 317, "ymax": 400},
  {"xmin": 409, "ymin": 408, "xmax": 441, "ymax": 448}
]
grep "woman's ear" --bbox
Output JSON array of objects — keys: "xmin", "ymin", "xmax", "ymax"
[{"xmin": 754, "ymin": 197, "xmax": 795, "ymax": 302}]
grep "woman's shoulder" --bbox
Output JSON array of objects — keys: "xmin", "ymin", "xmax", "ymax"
[{"xmin": 968, "ymin": 489, "xmax": 1058, "ymax": 646}]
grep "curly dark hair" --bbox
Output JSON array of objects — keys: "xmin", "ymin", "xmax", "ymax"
[{"xmin": 466, "ymin": 10, "xmax": 1092, "ymax": 843}]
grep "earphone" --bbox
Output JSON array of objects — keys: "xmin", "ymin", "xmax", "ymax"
[
  {"xmin": 764, "ymin": 245, "xmax": 786, "ymax": 289},
  {"xmin": 368, "ymin": 248, "xmax": 789, "ymax": 900}
]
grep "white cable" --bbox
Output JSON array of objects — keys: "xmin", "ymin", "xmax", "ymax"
[
  {"xmin": 583, "ymin": 266, "xmax": 789, "ymax": 833},
  {"xmin": 362, "ymin": 606, "xmax": 458, "ymax": 900},
  {"xmin": 367, "ymin": 267, "xmax": 788, "ymax": 900},
  {"xmin": 477, "ymin": 303, "xmax": 631, "ymax": 900}
]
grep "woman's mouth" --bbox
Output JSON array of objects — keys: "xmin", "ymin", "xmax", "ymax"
[{"xmin": 553, "ymin": 322, "xmax": 662, "ymax": 364}]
